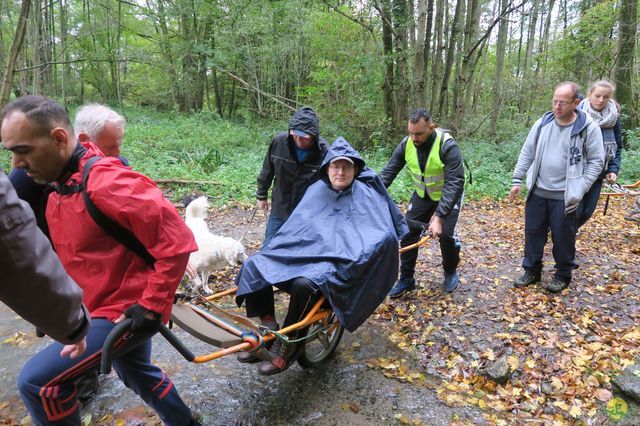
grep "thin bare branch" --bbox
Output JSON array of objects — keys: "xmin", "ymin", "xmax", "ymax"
[{"xmin": 321, "ymin": 0, "xmax": 375, "ymax": 34}]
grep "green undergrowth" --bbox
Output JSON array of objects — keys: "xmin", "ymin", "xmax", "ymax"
[{"xmin": 1, "ymin": 106, "xmax": 639, "ymax": 207}]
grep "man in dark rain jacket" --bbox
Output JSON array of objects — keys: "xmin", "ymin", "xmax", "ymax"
[
  {"xmin": 255, "ymin": 106, "xmax": 329, "ymax": 247},
  {"xmin": 237, "ymin": 137, "xmax": 408, "ymax": 375},
  {"xmin": 381, "ymin": 108, "xmax": 465, "ymax": 297}
]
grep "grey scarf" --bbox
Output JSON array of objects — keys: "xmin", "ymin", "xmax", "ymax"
[{"xmin": 580, "ymin": 99, "xmax": 619, "ymax": 129}]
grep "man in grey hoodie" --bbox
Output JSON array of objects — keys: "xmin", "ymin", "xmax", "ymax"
[{"xmin": 509, "ymin": 82, "xmax": 604, "ymax": 293}]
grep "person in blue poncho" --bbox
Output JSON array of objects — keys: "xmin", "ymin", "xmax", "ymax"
[{"xmin": 235, "ymin": 137, "xmax": 409, "ymax": 375}]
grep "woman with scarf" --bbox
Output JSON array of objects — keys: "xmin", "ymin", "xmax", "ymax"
[{"xmin": 576, "ymin": 80, "xmax": 623, "ymax": 228}]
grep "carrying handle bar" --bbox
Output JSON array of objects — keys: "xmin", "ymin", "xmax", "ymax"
[{"xmin": 100, "ymin": 319, "xmax": 195, "ymax": 374}]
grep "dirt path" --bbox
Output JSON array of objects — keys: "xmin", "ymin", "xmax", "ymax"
[{"xmin": 0, "ymin": 196, "xmax": 638, "ymax": 425}]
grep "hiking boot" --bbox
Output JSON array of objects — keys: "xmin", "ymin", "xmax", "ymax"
[
  {"xmin": 513, "ymin": 271, "xmax": 541, "ymax": 288},
  {"xmin": 257, "ymin": 339, "xmax": 300, "ymax": 376},
  {"xmin": 388, "ymin": 278, "xmax": 416, "ymax": 299},
  {"xmin": 443, "ymin": 272, "xmax": 459, "ymax": 293},
  {"xmin": 544, "ymin": 278, "xmax": 569, "ymax": 293},
  {"xmin": 76, "ymin": 370, "xmax": 100, "ymax": 403}
]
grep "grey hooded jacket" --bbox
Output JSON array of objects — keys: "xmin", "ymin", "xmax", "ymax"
[
  {"xmin": 512, "ymin": 110, "xmax": 604, "ymax": 213},
  {"xmin": 0, "ymin": 171, "xmax": 89, "ymax": 344}
]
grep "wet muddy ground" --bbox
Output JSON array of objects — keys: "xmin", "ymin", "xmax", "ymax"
[{"xmin": 0, "ymin": 301, "xmax": 481, "ymax": 425}]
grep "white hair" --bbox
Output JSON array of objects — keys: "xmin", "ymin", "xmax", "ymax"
[{"xmin": 74, "ymin": 104, "xmax": 126, "ymax": 141}]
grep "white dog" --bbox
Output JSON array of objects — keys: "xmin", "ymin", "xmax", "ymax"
[{"xmin": 184, "ymin": 196, "xmax": 247, "ymax": 294}]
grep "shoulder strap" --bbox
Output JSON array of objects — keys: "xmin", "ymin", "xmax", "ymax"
[
  {"xmin": 82, "ymin": 156, "xmax": 156, "ymax": 269},
  {"xmin": 437, "ymin": 131, "xmax": 473, "ymax": 185}
]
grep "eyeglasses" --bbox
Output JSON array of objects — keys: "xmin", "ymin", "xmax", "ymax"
[
  {"xmin": 552, "ymin": 99, "xmax": 574, "ymax": 106},
  {"xmin": 329, "ymin": 163, "xmax": 355, "ymax": 172}
]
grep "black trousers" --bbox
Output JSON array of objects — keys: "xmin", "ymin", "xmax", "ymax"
[
  {"xmin": 523, "ymin": 193, "xmax": 578, "ymax": 283},
  {"xmin": 244, "ymin": 277, "xmax": 322, "ymax": 339},
  {"xmin": 400, "ymin": 191, "xmax": 461, "ymax": 279}
]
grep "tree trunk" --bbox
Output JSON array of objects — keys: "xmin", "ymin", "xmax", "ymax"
[
  {"xmin": 60, "ymin": 0, "xmax": 70, "ymax": 105},
  {"xmin": 155, "ymin": 0, "xmax": 179, "ymax": 108},
  {"xmin": 423, "ymin": 0, "xmax": 434, "ymax": 105},
  {"xmin": 0, "ymin": 0, "xmax": 4, "ymax": 69},
  {"xmin": 378, "ymin": 0, "xmax": 395, "ymax": 128},
  {"xmin": 437, "ymin": 0, "xmax": 463, "ymax": 118},
  {"xmin": 518, "ymin": 0, "xmax": 539, "ymax": 114},
  {"xmin": 540, "ymin": 0, "xmax": 556, "ymax": 68},
  {"xmin": 614, "ymin": 0, "xmax": 637, "ymax": 130},
  {"xmin": 393, "ymin": 0, "xmax": 409, "ymax": 123},
  {"xmin": 430, "ymin": 0, "xmax": 445, "ymax": 113},
  {"xmin": 407, "ymin": 0, "xmax": 415, "ymax": 51},
  {"xmin": 413, "ymin": 0, "xmax": 427, "ymax": 106},
  {"xmin": 1, "ymin": 0, "xmax": 31, "ymax": 108},
  {"xmin": 30, "ymin": 0, "xmax": 43, "ymax": 94},
  {"xmin": 452, "ymin": 0, "xmax": 480, "ymax": 127},
  {"xmin": 116, "ymin": 0, "xmax": 123, "ymax": 107},
  {"xmin": 490, "ymin": 0, "xmax": 510, "ymax": 136}
]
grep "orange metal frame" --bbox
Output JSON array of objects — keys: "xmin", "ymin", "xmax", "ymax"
[
  {"xmin": 600, "ymin": 180, "xmax": 640, "ymax": 197},
  {"xmin": 185, "ymin": 236, "xmax": 432, "ymax": 363},
  {"xmin": 187, "ymin": 289, "xmax": 333, "ymax": 364}
]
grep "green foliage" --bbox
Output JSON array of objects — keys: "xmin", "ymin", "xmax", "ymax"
[
  {"xmin": 119, "ymin": 107, "xmax": 271, "ymax": 205},
  {"xmin": 549, "ymin": 0, "xmax": 619, "ymax": 84},
  {"xmin": 620, "ymin": 127, "xmax": 640, "ymax": 184},
  {"xmin": 458, "ymin": 134, "xmax": 527, "ymax": 199},
  {"xmin": 2, "ymin": 106, "xmax": 639, "ymax": 207}
]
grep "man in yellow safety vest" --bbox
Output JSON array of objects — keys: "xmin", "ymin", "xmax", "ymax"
[{"xmin": 380, "ymin": 108, "xmax": 465, "ymax": 297}]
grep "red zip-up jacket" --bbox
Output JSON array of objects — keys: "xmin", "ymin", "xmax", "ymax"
[{"xmin": 46, "ymin": 142, "xmax": 197, "ymax": 323}]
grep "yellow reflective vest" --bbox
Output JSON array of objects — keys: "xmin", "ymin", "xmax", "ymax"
[{"xmin": 404, "ymin": 129, "xmax": 452, "ymax": 201}]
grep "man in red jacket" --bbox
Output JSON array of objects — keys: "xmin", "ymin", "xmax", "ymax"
[{"xmin": 1, "ymin": 96, "xmax": 199, "ymax": 425}]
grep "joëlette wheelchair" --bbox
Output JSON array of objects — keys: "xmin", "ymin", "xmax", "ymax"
[{"xmin": 100, "ymin": 226, "xmax": 431, "ymax": 374}]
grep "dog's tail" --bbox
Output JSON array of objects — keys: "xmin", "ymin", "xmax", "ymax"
[{"xmin": 185, "ymin": 196, "xmax": 209, "ymax": 220}]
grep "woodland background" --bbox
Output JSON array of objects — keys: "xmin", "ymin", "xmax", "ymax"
[
  {"xmin": 1, "ymin": 0, "xmax": 639, "ymax": 203},
  {"xmin": 0, "ymin": 0, "xmax": 638, "ymax": 141}
]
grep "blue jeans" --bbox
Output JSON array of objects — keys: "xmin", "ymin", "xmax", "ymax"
[
  {"xmin": 576, "ymin": 178, "xmax": 603, "ymax": 228},
  {"xmin": 18, "ymin": 318, "xmax": 192, "ymax": 425},
  {"xmin": 263, "ymin": 213, "xmax": 286, "ymax": 248},
  {"xmin": 523, "ymin": 193, "xmax": 578, "ymax": 283}
]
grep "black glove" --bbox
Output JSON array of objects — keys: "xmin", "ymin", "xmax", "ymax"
[{"xmin": 124, "ymin": 304, "xmax": 161, "ymax": 335}]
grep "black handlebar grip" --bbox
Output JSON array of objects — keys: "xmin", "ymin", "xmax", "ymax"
[
  {"xmin": 100, "ymin": 319, "xmax": 133, "ymax": 374},
  {"xmin": 158, "ymin": 324, "xmax": 195, "ymax": 362}
]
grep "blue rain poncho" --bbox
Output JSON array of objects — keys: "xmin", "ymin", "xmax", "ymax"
[{"xmin": 236, "ymin": 137, "xmax": 408, "ymax": 331}]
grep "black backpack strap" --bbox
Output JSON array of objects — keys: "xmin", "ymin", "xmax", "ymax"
[{"xmin": 82, "ymin": 156, "xmax": 156, "ymax": 269}]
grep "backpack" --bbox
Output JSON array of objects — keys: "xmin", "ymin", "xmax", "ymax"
[
  {"xmin": 73, "ymin": 156, "xmax": 156, "ymax": 268},
  {"xmin": 81, "ymin": 156, "xmax": 156, "ymax": 269}
]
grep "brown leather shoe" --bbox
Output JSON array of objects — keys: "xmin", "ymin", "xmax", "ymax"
[
  {"xmin": 237, "ymin": 351, "xmax": 261, "ymax": 363},
  {"xmin": 257, "ymin": 341, "xmax": 300, "ymax": 376}
]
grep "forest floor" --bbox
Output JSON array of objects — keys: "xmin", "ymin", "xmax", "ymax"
[{"xmin": 0, "ymin": 195, "xmax": 638, "ymax": 425}]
